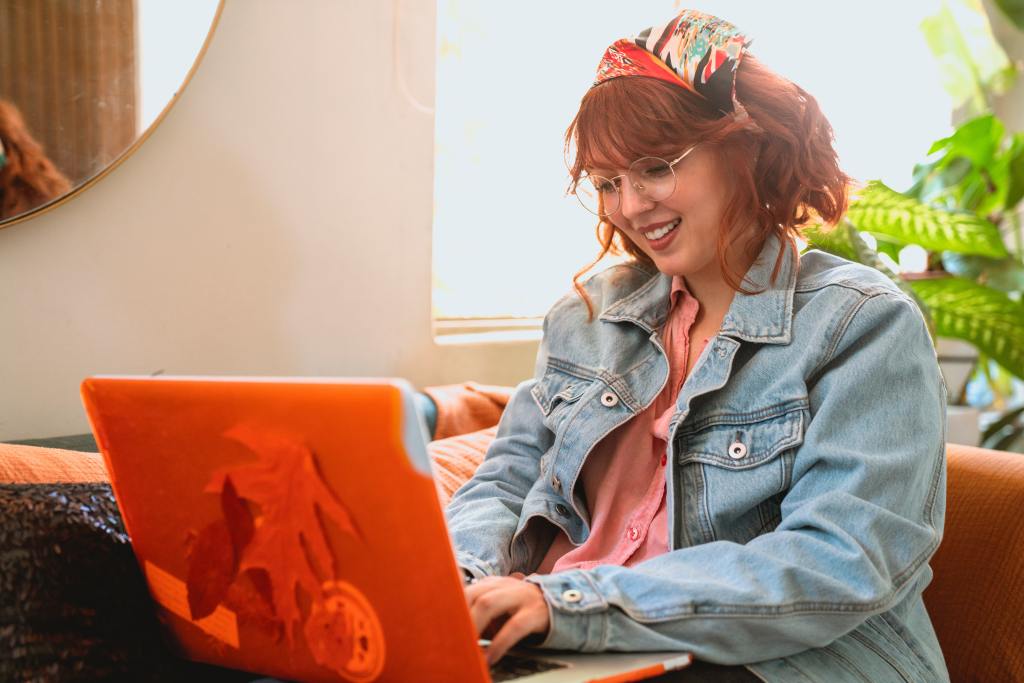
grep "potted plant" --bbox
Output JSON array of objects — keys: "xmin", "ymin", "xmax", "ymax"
[
  {"xmin": 805, "ymin": 0, "xmax": 1024, "ymax": 449},
  {"xmin": 805, "ymin": 111, "xmax": 1024, "ymax": 448}
]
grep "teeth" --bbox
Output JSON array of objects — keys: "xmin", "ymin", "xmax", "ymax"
[{"xmin": 644, "ymin": 219, "xmax": 680, "ymax": 240}]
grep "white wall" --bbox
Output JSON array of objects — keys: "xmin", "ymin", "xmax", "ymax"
[{"xmin": 0, "ymin": 0, "xmax": 538, "ymax": 441}]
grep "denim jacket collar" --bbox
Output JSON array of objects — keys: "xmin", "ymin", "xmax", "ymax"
[{"xmin": 599, "ymin": 233, "xmax": 797, "ymax": 345}]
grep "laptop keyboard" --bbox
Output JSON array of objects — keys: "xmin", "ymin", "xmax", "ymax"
[{"xmin": 489, "ymin": 652, "xmax": 569, "ymax": 681}]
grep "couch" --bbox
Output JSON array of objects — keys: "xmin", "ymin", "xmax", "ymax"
[{"xmin": 2, "ymin": 382, "xmax": 1022, "ymax": 682}]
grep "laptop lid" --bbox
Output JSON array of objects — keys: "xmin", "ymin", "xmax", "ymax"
[{"xmin": 81, "ymin": 375, "xmax": 490, "ymax": 683}]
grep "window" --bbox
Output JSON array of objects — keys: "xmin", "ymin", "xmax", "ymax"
[{"xmin": 432, "ymin": 1, "xmax": 952, "ymax": 333}]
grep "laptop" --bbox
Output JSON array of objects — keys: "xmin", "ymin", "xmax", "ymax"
[{"xmin": 81, "ymin": 375, "xmax": 692, "ymax": 682}]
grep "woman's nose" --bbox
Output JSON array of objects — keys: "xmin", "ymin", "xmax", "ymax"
[{"xmin": 618, "ymin": 181, "xmax": 654, "ymax": 222}]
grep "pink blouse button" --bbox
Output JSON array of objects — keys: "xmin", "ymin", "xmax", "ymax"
[{"xmin": 628, "ymin": 526, "xmax": 640, "ymax": 541}]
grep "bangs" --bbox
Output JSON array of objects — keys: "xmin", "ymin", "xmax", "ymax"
[{"xmin": 566, "ymin": 77, "xmax": 717, "ymax": 183}]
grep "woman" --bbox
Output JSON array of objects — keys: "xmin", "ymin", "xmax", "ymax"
[
  {"xmin": 446, "ymin": 9, "xmax": 948, "ymax": 682},
  {"xmin": 0, "ymin": 99, "xmax": 71, "ymax": 221}
]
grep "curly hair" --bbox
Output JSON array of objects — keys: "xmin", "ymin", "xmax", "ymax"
[
  {"xmin": 0, "ymin": 100, "xmax": 71, "ymax": 221},
  {"xmin": 565, "ymin": 54, "xmax": 851, "ymax": 321}
]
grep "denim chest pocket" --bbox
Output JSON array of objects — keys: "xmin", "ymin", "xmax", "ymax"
[
  {"xmin": 674, "ymin": 403, "xmax": 807, "ymax": 546},
  {"xmin": 530, "ymin": 364, "xmax": 594, "ymax": 476},
  {"xmin": 531, "ymin": 364, "xmax": 596, "ymax": 433}
]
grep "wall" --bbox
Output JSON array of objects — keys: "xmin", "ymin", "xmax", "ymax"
[{"xmin": 0, "ymin": 0, "xmax": 539, "ymax": 441}]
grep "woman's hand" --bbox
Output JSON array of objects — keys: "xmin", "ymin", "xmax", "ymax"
[{"xmin": 464, "ymin": 574, "xmax": 550, "ymax": 665}]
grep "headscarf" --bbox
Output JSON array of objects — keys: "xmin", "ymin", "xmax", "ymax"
[{"xmin": 593, "ymin": 9, "xmax": 754, "ymax": 121}]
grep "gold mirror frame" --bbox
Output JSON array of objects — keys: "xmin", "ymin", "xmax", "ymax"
[{"xmin": 0, "ymin": 0, "xmax": 225, "ymax": 231}]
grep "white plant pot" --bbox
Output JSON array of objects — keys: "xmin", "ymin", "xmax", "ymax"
[
  {"xmin": 934, "ymin": 339, "xmax": 982, "ymax": 446},
  {"xmin": 946, "ymin": 405, "xmax": 981, "ymax": 447},
  {"xmin": 935, "ymin": 338, "xmax": 978, "ymax": 404}
]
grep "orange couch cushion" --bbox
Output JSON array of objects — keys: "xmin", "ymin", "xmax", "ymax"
[
  {"xmin": 924, "ymin": 444, "xmax": 1024, "ymax": 683},
  {"xmin": 429, "ymin": 426, "xmax": 496, "ymax": 508},
  {"xmin": 0, "ymin": 443, "xmax": 108, "ymax": 483},
  {"xmin": 422, "ymin": 382, "xmax": 512, "ymax": 441}
]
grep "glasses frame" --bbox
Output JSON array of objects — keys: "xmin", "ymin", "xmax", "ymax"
[{"xmin": 574, "ymin": 144, "xmax": 699, "ymax": 218}]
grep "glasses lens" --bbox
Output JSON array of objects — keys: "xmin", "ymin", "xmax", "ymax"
[
  {"xmin": 629, "ymin": 157, "xmax": 676, "ymax": 202},
  {"xmin": 575, "ymin": 175, "xmax": 618, "ymax": 216}
]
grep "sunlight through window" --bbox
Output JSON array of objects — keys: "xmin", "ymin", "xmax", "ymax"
[{"xmin": 433, "ymin": 1, "xmax": 952, "ymax": 324}]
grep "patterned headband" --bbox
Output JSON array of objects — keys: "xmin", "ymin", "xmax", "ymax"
[{"xmin": 594, "ymin": 9, "xmax": 752, "ymax": 119}]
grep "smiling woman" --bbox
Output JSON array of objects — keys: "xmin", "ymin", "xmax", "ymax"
[
  {"xmin": 565, "ymin": 55, "xmax": 849, "ymax": 319},
  {"xmin": 444, "ymin": 7, "xmax": 951, "ymax": 681},
  {"xmin": 431, "ymin": 1, "xmax": 951, "ymax": 324}
]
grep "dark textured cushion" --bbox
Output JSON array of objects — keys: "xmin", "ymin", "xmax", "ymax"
[{"xmin": 0, "ymin": 483, "xmax": 254, "ymax": 682}]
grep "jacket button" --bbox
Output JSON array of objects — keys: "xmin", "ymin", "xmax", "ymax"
[
  {"xmin": 555, "ymin": 504, "xmax": 570, "ymax": 517},
  {"xmin": 600, "ymin": 391, "xmax": 619, "ymax": 407},
  {"xmin": 551, "ymin": 475, "xmax": 562, "ymax": 492},
  {"xmin": 562, "ymin": 589, "xmax": 583, "ymax": 603},
  {"xmin": 728, "ymin": 441, "xmax": 748, "ymax": 459}
]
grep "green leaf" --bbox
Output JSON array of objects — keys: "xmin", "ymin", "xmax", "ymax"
[
  {"xmin": 848, "ymin": 181, "xmax": 1007, "ymax": 257},
  {"xmin": 920, "ymin": 1, "xmax": 1017, "ymax": 115},
  {"xmin": 942, "ymin": 253, "xmax": 1024, "ymax": 292},
  {"xmin": 993, "ymin": 0, "xmax": 1024, "ymax": 29},
  {"xmin": 992, "ymin": 427, "xmax": 1024, "ymax": 451},
  {"xmin": 910, "ymin": 276, "xmax": 1024, "ymax": 378},
  {"xmin": 872, "ymin": 236, "xmax": 905, "ymax": 262},
  {"xmin": 981, "ymin": 403, "xmax": 1024, "ymax": 441},
  {"xmin": 906, "ymin": 157, "xmax": 973, "ymax": 204},
  {"xmin": 803, "ymin": 222, "xmax": 857, "ymax": 261},
  {"xmin": 931, "ymin": 115, "xmax": 1003, "ymax": 168},
  {"xmin": 1006, "ymin": 133, "xmax": 1024, "ymax": 210}
]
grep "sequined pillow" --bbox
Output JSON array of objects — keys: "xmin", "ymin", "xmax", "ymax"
[{"xmin": 0, "ymin": 483, "xmax": 253, "ymax": 682}]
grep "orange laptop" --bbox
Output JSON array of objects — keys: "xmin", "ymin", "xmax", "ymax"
[{"xmin": 81, "ymin": 375, "xmax": 690, "ymax": 682}]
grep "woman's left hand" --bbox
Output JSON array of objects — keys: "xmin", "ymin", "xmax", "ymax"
[{"xmin": 465, "ymin": 574, "xmax": 551, "ymax": 665}]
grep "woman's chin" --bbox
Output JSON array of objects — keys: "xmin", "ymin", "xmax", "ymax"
[{"xmin": 650, "ymin": 251, "xmax": 718, "ymax": 281}]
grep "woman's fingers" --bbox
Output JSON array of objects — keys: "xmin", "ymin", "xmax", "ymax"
[
  {"xmin": 464, "ymin": 577, "xmax": 550, "ymax": 665},
  {"xmin": 485, "ymin": 602, "xmax": 548, "ymax": 665},
  {"xmin": 465, "ymin": 578, "xmax": 523, "ymax": 635}
]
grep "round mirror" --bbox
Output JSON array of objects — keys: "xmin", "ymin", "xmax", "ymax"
[{"xmin": 0, "ymin": 0, "xmax": 222, "ymax": 228}]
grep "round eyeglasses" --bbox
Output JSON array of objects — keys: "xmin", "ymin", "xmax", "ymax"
[{"xmin": 572, "ymin": 146, "xmax": 698, "ymax": 217}]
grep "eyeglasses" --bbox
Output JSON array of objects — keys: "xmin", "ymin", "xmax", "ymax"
[{"xmin": 572, "ymin": 145, "xmax": 698, "ymax": 217}]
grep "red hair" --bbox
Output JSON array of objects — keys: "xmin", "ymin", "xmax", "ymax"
[
  {"xmin": 565, "ymin": 54, "xmax": 851, "ymax": 321},
  {"xmin": 0, "ymin": 100, "xmax": 71, "ymax": 222}
]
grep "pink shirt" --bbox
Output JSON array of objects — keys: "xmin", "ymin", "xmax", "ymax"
[{"xmin": 537, "ymin": 276, "xmax": 708, "ymax": 573}]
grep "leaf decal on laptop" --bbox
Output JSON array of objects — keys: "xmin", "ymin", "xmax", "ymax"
[
  {"xmin": 224, "ymin": 568, "xmax": 282, "ymax": 642},
  {"xmin": 185, "ymin": 477, "xmax": 254, "ymax": 622},
  {"xmin": 185, "ymin": 518, "xmax": 235, "ymax": 620},
  {"xmin": 207, "ymin": 422, "xmax": 363, "ymax": 646},
  {"xmin": 220, "ymin": 475, "xmax": 254, "ymax": 553}
]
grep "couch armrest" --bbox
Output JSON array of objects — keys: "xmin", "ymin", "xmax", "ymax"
[{"xmin": 421, "ymin": 382, "xmax": 514, "ymax": 440}]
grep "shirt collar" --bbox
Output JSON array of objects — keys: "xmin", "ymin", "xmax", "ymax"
[
  {"xmin": 669, "ymin": 274, "xmax": 689, "ymax": 314},
  {"xmin": 599, "ymin": 232, "xmax": 798, "ymax": 344}
]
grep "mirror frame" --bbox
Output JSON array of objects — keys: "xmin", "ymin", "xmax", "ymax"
[{"xmin": 0, "ymin": 0, "xmax": 225, "ymax": 231}]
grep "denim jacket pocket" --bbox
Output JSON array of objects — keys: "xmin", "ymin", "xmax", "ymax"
[
  {"xmin": 674, "ymin": 401, "xmax": 807, "ymax": 545},
  {"xmin": 531, "ymin": 360, "xmax": 597, "ymax": 434}
]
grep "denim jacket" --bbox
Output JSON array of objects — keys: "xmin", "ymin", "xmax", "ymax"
[{"xmin": 446, "ymin": 234, "xmax": 949, "ymax": 682}]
